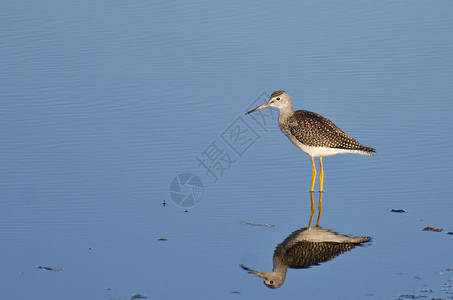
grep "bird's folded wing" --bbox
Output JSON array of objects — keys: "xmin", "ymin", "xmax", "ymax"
[{"xmin": 289, "ymin": 110, "xmax": 365, "ymax": 150}]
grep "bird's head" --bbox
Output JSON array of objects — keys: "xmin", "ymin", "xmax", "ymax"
[
  {"xmin": 240, "ymin": 264, "xmax": 284, "ymax": 289},
  {"xmin": 246, "ymin": 90, "xmax": 292, "ymax": 115}
]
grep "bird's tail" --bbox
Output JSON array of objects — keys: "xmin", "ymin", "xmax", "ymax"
[{"xmin": 359, "ymin": 147, "xmax": 376, "ymax": 156}]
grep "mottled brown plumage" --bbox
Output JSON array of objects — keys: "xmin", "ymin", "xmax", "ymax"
[{"xmin": 280, "ymin": 110, "xmax": 375, "ymax": 154}]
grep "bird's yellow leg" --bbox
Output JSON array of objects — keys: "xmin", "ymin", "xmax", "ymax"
[
  {"xmin": 316, "ymin": 192, "xmax": 323, "ymax": 226},
  {"xmin": 319, "ymin": 157, "xmax": 324, "ymax": 193},
  {"xmin": 310, "ymin": 156, "xmax": 317, "ymax": 192},
  {"xmin": 308, "ymin": 191, "xmax": 315, "ymax": 228}
]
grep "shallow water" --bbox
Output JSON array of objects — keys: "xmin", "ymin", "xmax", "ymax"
[{"xmin": 1, "ymin": 1, "xmax": 453, "ymax": 299}]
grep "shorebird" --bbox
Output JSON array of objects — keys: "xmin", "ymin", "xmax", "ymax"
[
  {"xmin": 246, "ymin": 91, "xmax": 375, "ymax": 192},
  {"xmin": 240, "ymin": 226, "xmax": 370, "ymax": 288}
]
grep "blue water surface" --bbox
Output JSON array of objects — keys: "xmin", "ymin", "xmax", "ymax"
[{"xmin": 1, "ymin": 1, "xmax": 453, "ymax": 299}]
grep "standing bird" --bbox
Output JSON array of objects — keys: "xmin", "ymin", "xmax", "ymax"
[{"xmin": 246, "ymin": 91, "xmax": 375, "ymax": 192}]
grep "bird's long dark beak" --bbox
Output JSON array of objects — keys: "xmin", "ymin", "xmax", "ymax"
[
  {"xmin": 245, "ymin": 102, "xmax": 271, "ymax": 115},
  {"xmin": 240, "ymin": 264, "xmax": 266, "ymax": 277}
]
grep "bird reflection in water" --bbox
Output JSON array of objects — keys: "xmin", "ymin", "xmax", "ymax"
[{"xmin": 241, "ymin": 192, "xmax": 371, "ymax": 289}]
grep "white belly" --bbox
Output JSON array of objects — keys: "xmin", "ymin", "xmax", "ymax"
[{"xmin": 286, "ymin": 134, "xmax": 362, "ymax": 157}]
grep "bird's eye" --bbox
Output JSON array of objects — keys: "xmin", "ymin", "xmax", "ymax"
[
  {"xmin": 269, "ymin": 281, "xmax": 274, "ymax": 284},
  {"xmin": 276, "ymin": 97, "xmax": 280, "ymax": 101}
]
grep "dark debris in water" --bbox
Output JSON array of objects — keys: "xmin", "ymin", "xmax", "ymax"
[
  {"xmin": 239, "ymin": 220, "xmax": 277, "ymax": 228},
  {"xmin": 37, "ymin": 265, "xmax": 63, "ymax": 272},
  {"xmin": 423, "ymin": 226, "xmax": 443, "ymax": 232},
  {"xmin": 230, "ymin": 291, "xmax": 241, "ymax": 294},
  {"xmin": 396, "ymin": 267, "xmax": 453, "ymax": 300},
  {"xmin": 397, "ymin": 294, "xmax": 428, "ymax": 299},
  {"xmin": 131, "ymin": 293, "xmax": 148, "ymax": 300},
  {"xmin": 157, "ymin": 238, "xmax": 168, "ymax": 241},
  {"xmin": 390, "ymin": 209, "xmax": 407, "ymax": 213}
]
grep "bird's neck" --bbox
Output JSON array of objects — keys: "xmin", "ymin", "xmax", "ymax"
[
  {"xmin": 271, "ymin": 254, "xmax": 288, "ymax": 281},
  {"xmin": 278, "ymin": 105, "xmax": 294, "ymax": 123},
  {"xmin": 272, "ymin": 246, "xmax": 289, "ymax": 278}
]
